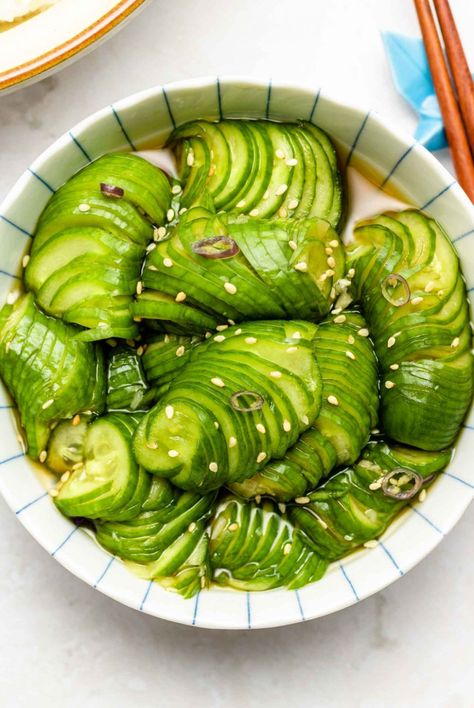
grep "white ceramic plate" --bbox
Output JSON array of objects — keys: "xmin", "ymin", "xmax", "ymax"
[
  {"xmin": 0, "ymin": 77, "xmax": 473, "ymax": 629},
  {"xmin": 0, "ymin": 0, "xmax": 150, "ymax": 94}
]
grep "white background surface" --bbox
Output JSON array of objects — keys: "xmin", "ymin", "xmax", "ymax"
[{"xmin": 0, "ymin": 1, "xmax": 473, "ymax": 706}]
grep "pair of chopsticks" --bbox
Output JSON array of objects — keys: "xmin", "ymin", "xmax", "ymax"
[{"xmin": 413, "ymin": 0, "xmax": 474, "ymax": 201}]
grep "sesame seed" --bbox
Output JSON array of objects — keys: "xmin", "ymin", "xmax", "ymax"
[
  {"xmin": 137, "ymin": 345, "xmax": 145, "ymax": 356},
  {"xmin": 344, "ymin": 534, "xmax": 353, "ymax": 541},
  {"xmin": 245, "ymin": 336, "xmax": 257, "ymax": 344},
  {"xmin": 357, "ymin": 328, "xmax": 369, "ymax": 337},
  {"xmin": 49, "ymin": 488, "xmax": 58, "ymax": 497},
  {"xmin": 347, "ymin": 268, "xmax": 355, "ymax": 278},
  {"xmin": 256, "ymin": 423, "xmax": 266, "ymax": 434},
  {"xmin": 148, "ymin": 265, "xmax": 158, "ymax": 271},
  {"xmin": 78, "ymin": 203, "xmax": 90, "ymax": 212},
  {"xmin": 287, "ymin": 346, "xmax": 297, "ymax": 353},
  {"xmin": 72, "ymin": 414, "xmax": 81, "ymax": 426},
  {"xmin": 334, "ymin": 314, "xmax": 346, "ymax": 324},
  {"xmin": 332, "ymin": 307, "xmax": 342, "ymax": 315},
  {"xmin": 227, "ymin": 319, "xmax": 235, "ymax": 325},
  {"xmin": 6, "ymin": 292, "xmax": 18, "ymax": 305},
  {"xmin": 276, "ymin": 184, "xmax": 288, "ymax": 196},
  {"xmin": 385, "ymin": 380, "xmax": 396, "ymax": 389},
  {"xmin": 229, "ymin": 436, "xmax": 237, "ymax": 448},
  {"xmin": 288, "ymin": 240, "xmax": 298, "ymax": 251},
  {"xmin": 330, "ymin": 240, "xmax": 339, "ymax": 248},
  {"xmin": 146, "ymin": 441, "xmax": 158, "ymax": 449},
  {"xmin": 387, "ymin": 336, "xmax": 396, "ymax": 348},
  {"xmin": 249, "ymin": 208, "xmax": 260, "ymax": 217},
  {"xmin": 165, "ymin": 405, "xmax": 174, "ymax": 419},
  {"xmin": 255, "ymin": 495, "xmax": 261, "ymax": 504},
  {"xmin": 187, "ymin": 151, "xmax": 195, "ymax": 166},
  {"xmin": 295, "ymin": 496, "xmax": 310, "ymax": 504},
  {"xmin": 176, "ymin": 346, "xmax": 185, "ymax": 357},
  {"xmin": 318, "ymin": 518, "xmax": 328, "ymax": 529},
  {"xmin": 371, "ymin": 428, "xmax": 380, "ymax": 434},
  {"xmin": 346, "ymin": 350, "xmax": 355, "ymax": 360},
  {"xmin": 155, "ymin": 226, "xmax": 167, "ymax": 241},
  {"xmin": 39, "ymin": 450, "xmax": 47, "ymax": 463},
  {"xmin": 327, "ymin": 395, "xmax": 339, "ymax": 406},
  {"xmin": 270, "ymin": 371, "xmax": 282, "ymax": 379},
  {"xmin": 236, "ymin": 199, "xmax": 246, "ymax": 208},
  {"xmin": 167, "ymin": 209, "xmax": 175, "ymax": 222},
  {"xmin": 163, "ymin": 257, "xmax": 173, "ymax": 268},
  {"xmin": 263, "ymin": 190, "xmax": 270, "ymax": 200},
  {"xmin": 278, "ymin": 503, "xmax": 286, "ymax": 513},
  {"xmin": 348, "ymin": 334, "xmax": 355, "ymax": 344},
  {"xmin": 42, "ymin": 399, "xmax": 54, "ymax": 410},
  {"xmin": 211, "ymin": 377, "xmax": 225, "ymax": 388},
  {"xmin": 325, "ymin": 269, "xmax": 335, "ymax": 277},
  {"xmin": 294, "ymin": 262, "xmax": 308, "ymax": 272},
  {"xmin": 171, "ymin": 184, "xmax": 182, "ymax": 194},
  {"xmin": 327, "ymin": 256, "xmax": 336, "ymax": 268},
  {"xmin": 136, "ymin": 281, "xmax": 143, "ymax": 295},
  {"xmin": 168, "ymin": 449, "xmax": 179, "ymax": 458},
  {"xmin": 188, "ymin": 522, "xmax": 197, "ymax": 532},
  {"xmin": 425, "ymin": 281, "xmax": 436, "ymax": 293},
  {"xmin": 275, "ymin": 148, "xmax": 285, "ymax": 159},
  {"xmin": 369, "ymin": 480, "xmax": 382, "ymax": 490},
  {"xmin": 216, "ymin": 324, "xmax": 228, "ymax": 332},
  {"xmin": 451, "ymin": 337, "xmax": 460, "ymax": 348},
  {"xmin": 224, "ymin": 282, "xmax": 237, "ymax": 295},
  {"xmin": 61, "ymin": 471, "xmax": 70, "ymax": 483},
  {"xmin": 283, "ymin": 420, "xmax": 291, "ymax": 432},
  {"xmin": 228, "ymin": 523, "xmax": 239, "ymax": 531},
  {"xmin": 214, "ymin": 421, "xmax": 219, "ymax": 429},
  {"xmin": 146, "ymin": 242, "xmax": 156, "ymax": 253},
  {"xmin": 283, "ymin": 543, "xmax": 292, "ymax": 555},
  {"xmin": 214, "ymin": 335, "xmax": 225, "ymax": 342},
  {"xmin": 293, "ymin": 332, "xmax": 301, "ymax": 339},
  {"xmin": 209, "ymin": 462, "xmax": 218, "ymax": 473},
  {"xmin": 175, "ymin": 291, "xmax": 187, "ymax": 303},
  {"xmin": 72, "ymin": 461, "xmax": 83, "ymax": 470},
  {"xmin": 286, "ymin": 158, "xmax": 298, "ymax": 166},
  {"xmin": 235, "ymin": 328, "xmax": 242, "ymax": 335},
  {"xmin": 164, "ymin": 334, "xmax": 170, "ymax": 343},
  {"xmin": 411, "ymin": 296, "xmax": 423, "ymax": 305},
  {"xmin": 98, "ymin": 322, "xmax": 108, "ymax": 329},
  {"xmin": 325, "ymin": 247, "xmax": 333, "ymax": 255},
  {"xmin": 419, "ymin": 489, "xmax": 427, "ymax": 502},
  {"xmin": 22, "ymin": 254, "xmax": 30, "ymax": 268},
  {"xmin": 288, "ymin": 199, "xmax": 299, "ymax": 210},
  {"xmin": 179, "ymin": 207, "xmax": 188, "ymax": 215},
  {"xmin": 437, "ymin": 289, "xmax": 444, "ymax": 297},
  {"xmin": 301, "ymin": 415, "xmax": 309, "ymax": 425},
  {"xmin": 278, "ymin": 207, "xmax": 288, "ymax": 218},
  {"xmin": 364, "ymin": 540, "xmax": 378, "ymax": 549},
  {"xmin": 256, "ymin": 452, "xmax": 267, "ymax": 463}
]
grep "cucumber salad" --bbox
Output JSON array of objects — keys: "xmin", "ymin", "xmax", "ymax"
[{"xmin": 1, "ymin": 119, "xmax": 472, "ymax": 599}]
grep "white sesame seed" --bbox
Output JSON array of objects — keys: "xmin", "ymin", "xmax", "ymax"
[
  {"xmin": 286, "ymin": 158, "xmax": 298, "ymax": 166},
  {"xmin": 214, "ymin": 335, "xmax": 225, "ymax": 342},
  {"xmin": 411, "ymin": 296, "xmax": 423, "ymax": 305},
  {"xmin": 148, "ymin": 265, "xmax": 158, "ymax": 271},
  {"xmin": 72, "ymin": 461, "xmax": 83, "ymax": 470},
  {"xmin": 451, "ymin": 337, "xmax": 460, "ymax": 348},
  {"xmin": 176, "ymin": 346, "xmax": 185, "ymax": 357},
  {"xmin": 167, "ymin": 209, "xmax": 175, "ymax": 222},
  {"xmin": 390, "ymin": 363, "xmax": 400, "ymax": 370},
  {"xmin": 358, "ymin": 328, "xmax": 369, "ymax": 337},
  {"xmin": 163, "ymin": 257, "xmax": 173, "ymax": 268},
  {"xmin": 256, "ymin": 423, "xmax": 266, "ymax": 434},
  {"xmin": 146, "ymin": 242, "xmax": 156, "ymax": 253},
  {"xmin": 187, "ymin": 151, "xmax": 195, "ymax": 166},
  {"xmin": 227, "ymin": 319, "xmax": 235, "ymax": 325},
  {"xmin": 168, "ymin": 449, "xmax": 179, "ymax": 458},
  {"xmin": 364, "ymin": 540, "xmax": 378, "ymax": 549},
  {"xmin": 270, "ymin": 370, "xmax": 282, "ymax": 379},
  {"xmin": 171, "ymin": 184, "xmax": 182, "ymax": 194},
  {"xmin": 245, "ymin": 337, "xmax": 257, "ymax": 344},
  {"xmin": 283, "ymin": 419, "xmax": 291, "ymax": 432},
  {"xmin": 288, "ymin": 199, "xmax": 299, "ymax": 210},
  {"xmin": 229, "ymin": 436, "xmax": 237, "ymax": 448},
  {"xmin": 188, "ymin": 522, "xmax": 197, "ymax": 532},
  {"xmin": 371, "ymin": 428, "xmax": 380, "ymax": 434},
  {"xmin": 419, "ymin": 489, "xmax": 427, "ymax": 502},
  {"xmin": 42, "ymin": 399, "xmax": 54, "ymax": 410},
  {"xmin": 136, "ymin": 281, "xmax": 143, "ymax": 295},
  {"xmin": 214, "ymin": 421, "xmax": 219, "ymax": 429},
  {"xmin": 294, "ymin": 262, "xmax": 308, "ymax": 272},
  {"xmin": 387, "ymin": 336, "xmax": 396, "ymax": 348},
  {"xmin": 278, "ymin": 503, "xmax": 286, "ymax": 513},
  {"xmin": 39, "ymin": 450, "xmax": 47, "ymax": 463},
  {"xmin": 301, "ymin": 415, "xmax": 309, "ymax": 425},
  {"xmin": 257, "ymin": 452, "xmax": 267, "ymax": 463},
  {"xmin": 327, "ymin": 256, "xmax": 336, "ymax": 269},
  {"xmin": 385, "ymin": 380, "xmax": 396, "ymax": 389},
  {"xmin": 346, "ymin": 350, "xmax": 355, "ymax": 360},
  {"xmin": 211, "ymin": 377, "xmax": 225, "ymax": 388},
  {"xmin": 327, "ymin": 395, "xmax": 339, "ymax": 406},
  {"xmin": 287, "ymin": 346, "xmax": 297, "ymax": 353},
  {"xmin": 325, "ymin": 269, "xmax": 335, "ymax": 277},
  {"xmin": 235, "ymin": 328, "xmax": 242, "ymax": 335},
  {"xmin": 137, "ymin": 345, "xmax": 145, "ymax": 356},
  {"xmin": 276, "ymin": 184, "xmax": 288, "ymax": 196},
  {"xmin": 278, "ymin": 207, "xmax": 288, "ymax": 218},
  {"xmin": 22, "ymin": 254, "xmax": 30, "ymax": 268},
  {"xmin": 165, "ymin": 405, "xmax": 174, "ymax": 420},
  {"xmin": 293, "ymin": 332, "xmax": 301, "ymax": 339},
  {"xmin": 61, "ymin": 471, "xmax": 70, "ymax": 483},
  {"xmin": 344, "ymin": 534, "xmax": 353, "ymax": 541},
  {"xmin": 209, "ymin": 462, "xmax": 218, "ymax": 473},
  {"xmin": 275, "ymin": 148, "xmax": 285, "ymax": 159},
  {"xmin": 334, "ymin": 314, "xmax": 346, "ymax": 324},
  {"xmin": 6, "ymin": 292, "xmax": 18, "ymax": 305},
  {"xmin": 330, "ymin": 240, "xmax": 339, "ymax": 248},
  {"xmin": 249, "ymin": 208, "xmax": 260, "ymax": 217},
  {"xmin": 78, "ymin": 203, "xmax": 90, "ymax": 212},
  {"xmin": 347, "ymin": 268, "xmax": 355, "ymax": 278},
  {"xmin": 179, "ymin": 207, "xmax": 188, "ymax": 215},
  {"xmin": 255, "ymin": 495, "xmax": 261, "ymax": 504},
  {"xmin": 236, "ymin": 199, "xmax": 246, "ymax": 208},
  {"xmin": 224, "ymin": 282, "xmax": 237, "ymax": 295},
  {"xmin": 72, "ymin": 414, "xmax": 81, "ymax": 426},
  {"xmin": 318, "ymin": 518, "xmax": 328, "ymax": 529},
  {"xmin": 164, "ymin": 334, "xmax": 170, "ymax": 343},
  {"xmin": 348, "ymin": 334, "xmax": 355, "ymax": 344},
  {"xmin": 216, "ymin": 324, "xmax": 228, "ymax": 332},
  {"xmin": 295, "ymin": 496, "xmax": 310, "ymax": 504},
  {"xmin": 98, "ymin": 322, "xmax": 108, "ymax": 329},
  {"xmin": 228, "ymin": 523, "xmax": 239, "ymax": 531},
  {"xmin": 325, "ymin": 247, "xmax": 333, "ymax": 255},
  {"xmin": 283, "ymin": 542, "xmax": 292, "ymax": 555},
  {"xmin": 49, "ymin": 488, "xmax": 58, "ymax": 497},
  {"xmin": 369, "ymin": 480, "xmax": 382, "ymax": 490},
  {"xmin": 288, "ymin": 240, "xmax": 298, "ymax": 251},
  {"xmin": 175, "ymin": 291, "xmax": 187, "ymax": 303}
]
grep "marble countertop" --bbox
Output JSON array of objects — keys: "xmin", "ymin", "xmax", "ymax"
[{"xmin": 0, "ymin": 1, "xmax": 472, "ymax": 706}]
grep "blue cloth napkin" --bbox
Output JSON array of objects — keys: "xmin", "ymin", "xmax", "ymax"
[{"xmin": 382, "ymin": 31, "xmax": 474, "ymax": 152}]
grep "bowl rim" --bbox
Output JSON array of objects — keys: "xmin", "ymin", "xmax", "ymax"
[{"xmin": 0, "ymin": 75, "xmax": 472, "ymax": 630}]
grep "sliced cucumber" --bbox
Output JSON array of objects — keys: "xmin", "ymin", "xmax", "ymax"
[
  {"xmin": 106, "ymin": 345, "xmax": 155, "ymax": 412},
  {"xmin": 47, "ymin": 416, "xmax": 90, "ymax": 475}
]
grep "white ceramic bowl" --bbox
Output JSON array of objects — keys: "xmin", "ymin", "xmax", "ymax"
[{"xmin": 0, "ymin": 77, "xmax": 473, "ymax": 630}]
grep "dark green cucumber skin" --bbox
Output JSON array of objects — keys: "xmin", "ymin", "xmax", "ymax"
[
  {"xmin": 347, "ymin": 210, "xmax": 473, "ymax": 451},
  {"xmin": 231, "ymin": 310, "xmax": 379, "ymax": 501},
  {"xmin": 142, "ymin": 205, "xmax": 344, "ymax": 331},
  {"xmin": 95, "ymin": 478, "xmax": 216, "ymax": 598},
  {"xmin": 289, "ymin": 442, "xmax": 451, "ymax": 560},
  {"xmin": 25, "ymin": 154, "xmax": 172, "ymax": 341},
  {"xmin": 141, "ymin": 333, "xmax": 203, "ymax": 397},
  {"xmin": 106, "ymin": 345, "xmax": 155, "ymax": 412},
  {"xmin": 209, "ymin": 497, "xmax": 327, "ymax": 591},
  {"xmin": 169, "ymin": 119, "xmax": 343, "ymax": 230},
  {"xmin": 0, "ymin": 293, "xmax": 105, "ymax": 459},
  {"xmin": 134, "ymin": 320, "xmax": 321, "ymax": 492}
]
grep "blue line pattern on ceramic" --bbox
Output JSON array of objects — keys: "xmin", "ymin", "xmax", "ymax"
[
  {"xmin": 0, "ymin": 214, "xmax": 33, "ymax": 238},
  {"xmin": 111, "ymin": 106, "xmax": 136, "ymax": 151},
  {"xmin": 51, "ymin": 525, "xmax": 80, "ymax": 557},
  {"xmin": 139, "ymin": 580, "xmax": 153, "ymax": 611},
  {"xmin": 345, "ymin": 112, "xmax": 370, "ymax": 168},
  {"xmin": 339, "ymin": 563, "xmax": 359, "ymax": 600},
  {"xmin": 94, "ymin": 556, "xmax": 115, "ymax": 589},
  {"xmin": 379, "ymin": 542, "xmax": 404, "ymax": 576},
  {"xmin": 68, "ymin": 131, "xmax": 92, "ymax": 162},
  {"xmin": 28, "ymin": 168, "xmax": 55, "ymax": 193}
]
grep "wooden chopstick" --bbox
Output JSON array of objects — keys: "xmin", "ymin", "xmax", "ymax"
[
  {"xmin": 413, "ymin": 0, "xmax": 474, "ymax": 201},
  {"xmin": 433, "ymin": 0, "xmax": 474, "ymax": 156}
]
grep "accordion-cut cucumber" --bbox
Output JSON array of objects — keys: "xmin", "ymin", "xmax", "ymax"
[
  {"xmin": 106, "ymin": 345, "xmax": 154, "ymax": 412},
  {"xmin": 141, "ymin": 206, "xmax": 344, "ymax": 330},
  {"xmin": 170, "ymin": 119, "xmax": 343, "ymax": 229},
  {"xmin": 209, "ymin": 497, "xmax": 328, "ymax": 591},
  {"xmin": 47, "ymin": 416, "xmax": 90, "ymax": 475},
  {"xmin": 25, "ymin": 154, "xmax": 172, "ymax": 341},
  {"xmin": 347, "ymin": 210, "xmax": 473, "ymax": 450},
  {"xmin": 290, "ymin": 441, "xmax": 451, "ymax": 560},
  {"xmin": 0, "ymin": 293, "xmax": 105, "ymax": 459},
  {"xmin": 54, "ymin": 413, "xmax": 149, "ymax": 520},
  {"xmin": 231, "ymin": 310, "xmax": 379, "ymax": 501},
  {"xmin": 96, "ymin": 478, "xmax": 216, "ymax": 598},
  {"xmin": 141, "ymin": 333, "xmax": 203, "ymax": 397},
  {"xmin": 134, "ymin": 320, "xmax": 322, "ymax": 492}
]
